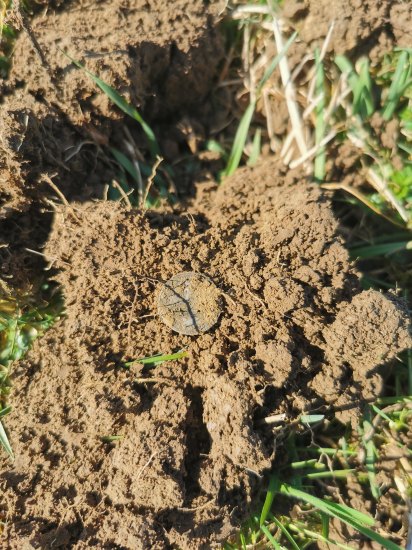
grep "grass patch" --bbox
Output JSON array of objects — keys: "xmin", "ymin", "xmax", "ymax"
[
  {"xmin": 219, "ymin": 3, "xmax": 411, "ymax": 228},
  {"xmin": 222, "ymin": 29, "xmax": 297, "ymax": 177},
  {"xmin": 0, "ymin": 284, "xmax": 63, "ymax": 457},
  {"xmin": 226, "ymin": 394, "xmax": 411, "ymax": 548}
]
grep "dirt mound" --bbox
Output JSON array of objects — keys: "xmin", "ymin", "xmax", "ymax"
[
  {"xmin": 0, "ymin": 0, "xmax": 224, "ymax": 216},
  {"xmin": 0, "ymin": 160, "xmax": 410, "ymax": 549}
]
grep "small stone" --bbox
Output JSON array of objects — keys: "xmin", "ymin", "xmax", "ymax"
[{"xmin": 157, "ymin": 271, "xmax": 222, "ymax": 336}]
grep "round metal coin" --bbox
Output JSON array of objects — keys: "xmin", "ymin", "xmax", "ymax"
[{"xmin": 157, "ymin": 271, "xmax": 222, "ymax": 335}]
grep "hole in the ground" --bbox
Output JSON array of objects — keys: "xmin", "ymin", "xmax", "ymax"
[{"xmin": 182, "ymin": 385, "xmax": 211, "ymax": 505}]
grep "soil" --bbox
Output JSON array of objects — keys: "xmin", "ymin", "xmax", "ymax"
[
  {"xmin": 0, "ymin": 159, "xmax": 411, "ymax": 548},
  {"xmin": 0, "ymin": 0, "xmax": 224, "ymax": 214},
  {"xmin": 0, "ymin": 0, "xmax": 411, "ymax": 549},
  {"xmin": 283, "ymin": 0, "xmax": 407, "ymax": 62}
]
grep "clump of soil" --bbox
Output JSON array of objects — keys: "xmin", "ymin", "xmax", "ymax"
[
  {"xmin": 0, "ymin": 159, "xmax": 410, "ymax": 549},
  {"xmin": 283, "ymin": 0, "xmax": 404, "ymax": 61}
]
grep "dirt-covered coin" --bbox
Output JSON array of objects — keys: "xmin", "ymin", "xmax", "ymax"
[{"xmin": 157, "ymin": 271, "xmax": 222, "ymax": 335}]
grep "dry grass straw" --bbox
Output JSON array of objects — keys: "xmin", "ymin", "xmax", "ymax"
[{"xmin": 224, "ymin": 3, "xmax": 411, "ymax": 226}]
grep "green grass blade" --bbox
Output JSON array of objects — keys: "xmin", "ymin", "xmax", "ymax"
[
  {"xmin": 361, "ymin": 408, "xmax": 381, "ymax": 499},
  {"xmin": 206, "ymin": 139, "xmax": 227, "ymax": 160},
  {"xmin": 305, "ymin": 469, "xmax": 357, "ymax": 479},
  {"xmin": 110, "ymin": 148, "xmax": 140, "ymax": 182},
  {"xmin": 223, "ymin": 101, "xmax": 256, "ymax": 178},
  {"xmin": 62, "ymin": 51, "xmax": 160, "ymax": 156},
  {"xmin": 322, "ymin": 500, "xmax": 375, "ymax": 527},
  {"xmin": 270, "ymin": 515, "xmax": 301, "ymax": 550},
  {"xmin": 354, "ymin": 58, "xmax": 374, "ymax": 118},
  {"xmin": 247, "ymin": 128, "xmax": 261, "ymax": 167},
  {"xmin": 335, "ymin": 56, "xmax": 358, "ymax": 91},
  {"xmin": 377, "ymin": 395, "xmax": 412, "ymax": 406},
  {"xmin": 291, "ymin": 458, "xmax": 322, "ymax": 469},
  {"xmin": 382, "ymin": 51, "xmax": 411, "ymax": 120},
  {"xmin": 260, "ymin": 475, "xmax": 280, "ymax": 526},
  {"xmin": 280, "ymin": 484, "xmax": 374, "ymax": 526},
  {"xmin": 280, "ymin": 484, "xmax": 403, "ymax": 550},
  {"xmin": 125, "ymin": 350, "xmax": 188, "ymax": 367},
  {"xmin": 300, "ymin": 414, "xmax": 324, "ymax": 424},
  {"xmin": 350, "ymin": 240, "xmax": 412, "ymax": 258},
  {"xmin": 371, "ymin": 404, "xmax": 394, "ymax": 426},
  {"xmin": 335, "ymin": 56, "xmax": 374, "ymax": 118},
  {"xmin": 0, "ymin": 419, "xmax": 13, "ymax": 459},
  {"xmin": 260, "ymin": 525, "xmax": 283, "ymax": 549},
  {"xmin": 321, "ymin": 513, "xmax": 330, "ymax": 539},
  {"xmin": 0, "ymin": 405, "xmax": 12, "ymax": 419},
  {"xmin": 341, "ymin": 518, "xmax": 401, "ymax": 549},
  {"xmin": 335, "ymin": 55, "xmax": 354, "ymax": 75},
  {"xmin": 257, "ymin": 31, "xmax": 298, "ymax": 93}
]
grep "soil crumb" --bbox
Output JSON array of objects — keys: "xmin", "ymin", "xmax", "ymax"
[{"xmin": 0, "ymin": 159, "xmax": 410, "ymax": 549}]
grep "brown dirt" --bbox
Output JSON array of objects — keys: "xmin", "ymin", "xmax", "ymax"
[
  {"xmin": 1, "ymin": 1, "xmax": 412, "ymax": 548},
  {"xmin": 389, "ymin": 2, "xmax": 412, "ymax": 48},
  {"xmin": 6, "ymin": 0, "xmax": 224, "ymax": 122},
  {"xmin": 0, "ymin": 0, "xmax": 224, "ymax": 215},
  {"xmin": 283, "ymin": 0, "xmax": 406, "ymax": 64},
  {"xmin": 0, "ymin": 159, "xmax": 410, "ymax": 548}
]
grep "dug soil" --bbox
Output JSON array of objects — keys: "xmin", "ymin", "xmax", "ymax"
[
  {"xmin": 0, "ymin": 0, "xmax": 411, "ymax": 549},
  {"xmin": 1, "ymin": 160, "xmax": 411, "ymax": 548}
]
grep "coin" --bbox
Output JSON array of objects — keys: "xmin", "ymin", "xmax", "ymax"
[{"xmin": 157, "ymin": 272, "xmax": 222, "ymax": 335}]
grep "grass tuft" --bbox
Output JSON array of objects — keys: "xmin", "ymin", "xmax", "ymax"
[
  {"xmin": 222, "ymin": 29, "xmax": 297, "ymax": 178},
  {"xmin": 64, "ymin": 52, "xmax": 175, "ymax": 208}
]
